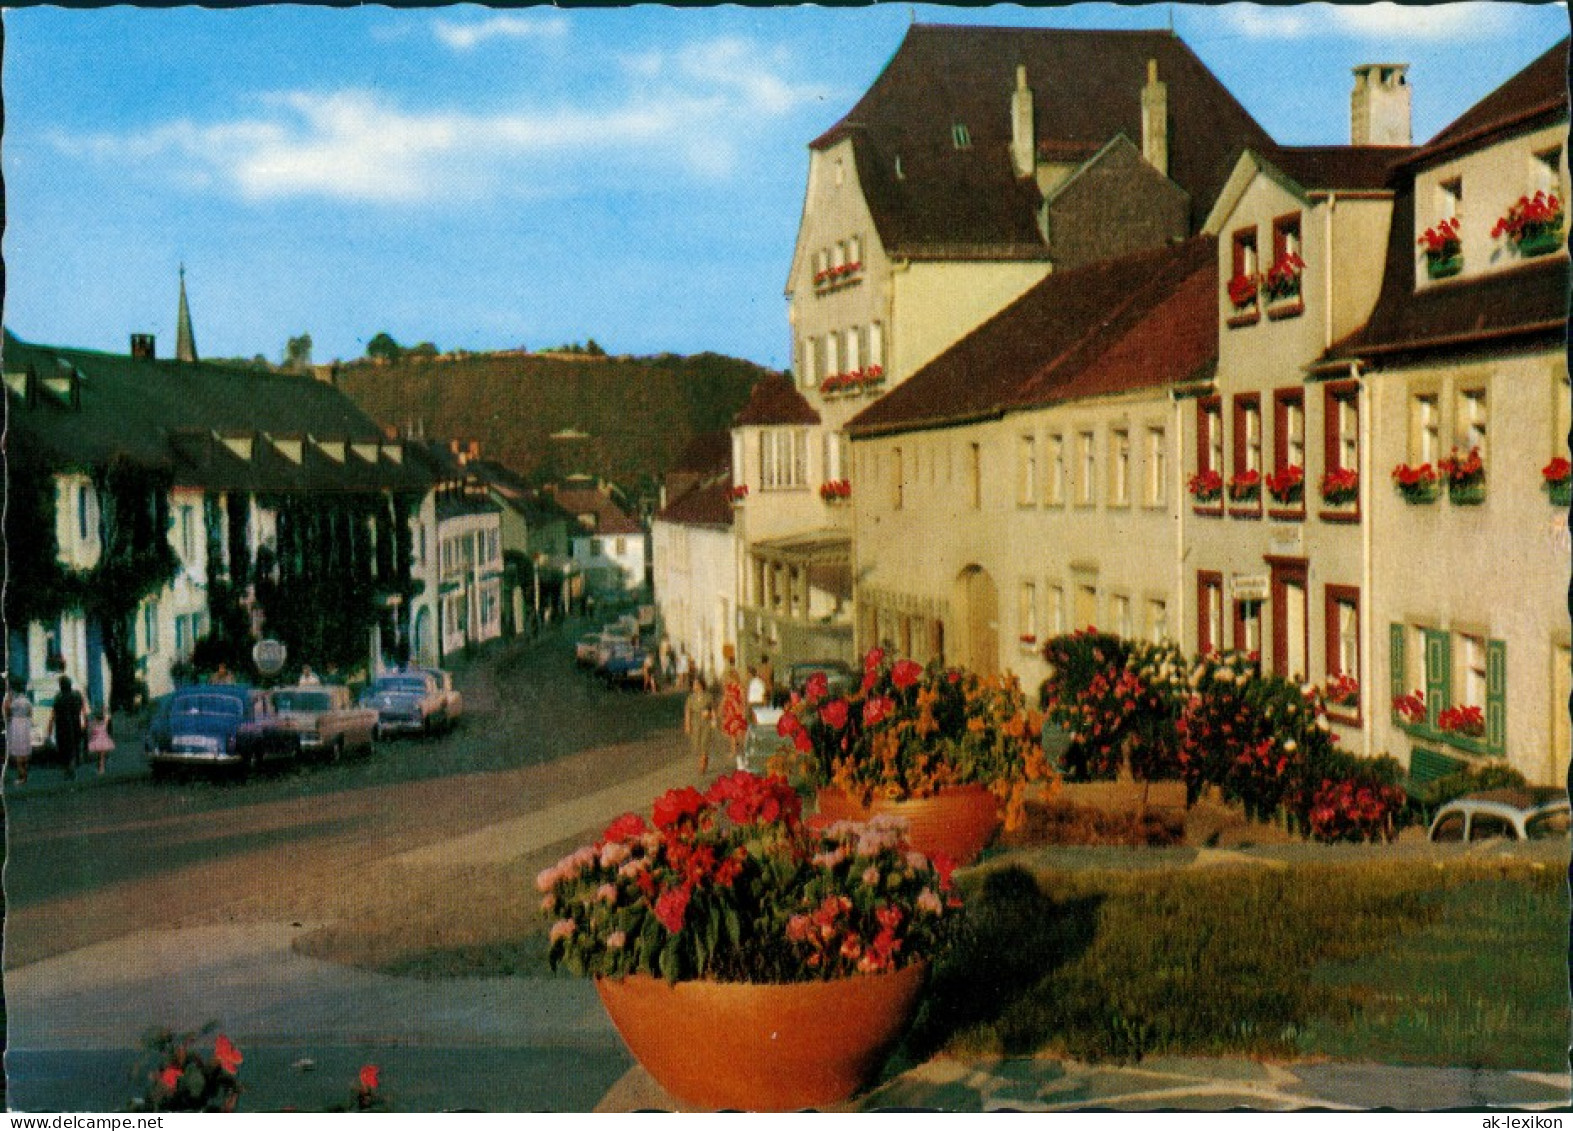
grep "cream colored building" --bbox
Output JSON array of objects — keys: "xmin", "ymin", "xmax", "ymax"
[
  {"xmin": 652, "ymin": 478, "xmax": 739, "ymax": 684},
  {"xmin": 1318, "ymin": 40, "xmax": 1571, "ymax": 785}
]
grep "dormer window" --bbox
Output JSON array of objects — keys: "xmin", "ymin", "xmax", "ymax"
[{"xmin": 951, "ymin": 123, "xmax": 971, "ymax": 150}]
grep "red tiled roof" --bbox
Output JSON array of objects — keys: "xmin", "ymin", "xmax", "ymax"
[
  {"xmin": 811, "ymin": 25, "xmax": 1278, "ymax": 255},
  {"xmin": 655, "ymin": 478, "xmax": 734, "ymax": 529},
  {"xmin": 847, "ymin": 236, "xmax": 1217, "ymax": 436},
  {"xmin": 1404, "ymin": 38, "xmax": 1568, "ymax": 170},
  {"xmin": 549, "ymin": 485, "xmax": 644, "ymax": 535},
  {"xmin": 1320, "ymin": 185, "xmax": 1569, "ymax": 366},
  {"xmin": 734, "ymin": 372, "xmax": 821, "ymax": 426}
]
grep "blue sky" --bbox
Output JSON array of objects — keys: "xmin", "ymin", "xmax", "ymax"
[{"xmin": 3, "ymin": 3, "xmax": 1567, "ymax": 369}]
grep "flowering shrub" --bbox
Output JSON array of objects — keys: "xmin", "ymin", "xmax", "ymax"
[
  {"xmin": 819, "ymin": 478, "xmax": 852, "ymax": 502},
  {"xmin": 1325, "ymin": 672, "xmax": 1360, "ymax": 709},
  {"xmin": 1306, "ymin": 773, "xmax": 1407, "ymax": 844},
  {"xmin": 1227, "ymin": 468, "xmax": 1262, "ymax": 502},
  {"xmin": 1542, "ymin": 456, "xmax": 1571, "ymax": 486},
  {"xmin": 350, "ymin": 1064, "xmax": 389, "ymax": 1112},
  {"xmin": 133, "ymin": 1027, "xmax": 243, "ymax": 1113},
  {"xmin": 1227, "ymin": 272, "xmax": 1259, "ymax": 310},
  {"xmin": 727, "ymin": 484, "xmax": 749, "ymax": 502},
  {"xmin": 1437, "ymin": 704, "xmax": 1486, "ymax": 738},
  {"xmin": 1263, "ymin": 251, "xmax": 1306, "ymax": 301},
  {"xmin": 1320, "ymin": 466, "xmax": 1359, "ymax": 506},
  {"xmin": 1438, "ymin": 447, "xmax": 1484, "ymax": 490},
  {"xmin": 780, "ymin": 649, "xmax": 1050, "ymax": 825},
  {"xmin": 1039, "ymin": 631, "xmax": 1187, "ymax": 782},
  {"xmin": 1187, "ymin": 468, "xmax": 1223, "ymax": 504},
  {"xmin": 1492, "ymin": 191, "xmax": 1563, "ymax": 250},
  {"xmin": 1417, "ymin": 216, "xmax": 1462, "ymax": 259},
  {"xmin": 1392, "ymin": 689, "xmax": 1426, "ymax": 725},
  {"xmin": 538, "ymin": 772, "xmax": 961, "ymax": 983},
  {"xmin": 1265, "ymin": 464, "xmax": 1304, "ymax": 505},
  {"xmin": 1391, "ymin": 461, "xmax": 1439, "ymax": 502}
]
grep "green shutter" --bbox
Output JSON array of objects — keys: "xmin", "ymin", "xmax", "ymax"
[
  {"xmin": 1389, "ymin": 624, "xmax": 1406, "ymax": 716},
  {"xmin": 1485, "ymin": 638, "xmax": 1507, "ymax": 753},
  {"xmin": 1424, "ymin": 629, "xmax": 1451, "ymax": 728}
]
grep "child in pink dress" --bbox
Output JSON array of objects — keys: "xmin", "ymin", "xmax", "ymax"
[{"xmin": 88, "ymin": 708, "xmax": 115, "ymax": 775}]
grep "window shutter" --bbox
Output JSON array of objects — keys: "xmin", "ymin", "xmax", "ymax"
[
  {"xmin": 1485, "ymin": 638, "xmax": 1507, "ymax": 753},
  {"xmin": 1389, "ymin": 623, "xmax": 1405, "ymax": 717},
  {"xmin": 1424, "ymin": 629, "xmax": 1451, "ymax": 728}
]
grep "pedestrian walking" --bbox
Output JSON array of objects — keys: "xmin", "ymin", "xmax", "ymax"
[
  {"xmin": 719, "ymin": 666, "xmax": 749, "ymax": 770},
  {"xmin": 88, "ymin": 706, "xmax": 115, "ymax": 775},
  {"xmin": 659, "ymin": 638, "xmax": 674, "ymax": 686},
  {"xmin": 684, "ymin": 676, "xmax": 712, "ymax": 775},
  {"xmin": 675, "ymin": 647, "xmax": 691, "ymax": 690},
  {"xmin": 641, "ymin": 650, "xmax": 658, "ymax": 693},
  {"xmin": 6, "ymin": 678, "xmax": 33, "ymax": 785},
  {"xmin": 48, "ymin": 675, "xmax": 86, "ymax": 781},
  {"xmin": 746, "ymin": 665, "xmax": 767, "ymax": 711}
]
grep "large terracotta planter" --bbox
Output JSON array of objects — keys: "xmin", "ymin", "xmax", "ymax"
[
  {"xmin": 595, "ymin": 962, "xmax": 926, "ymax": 1111},
  {"xmin": 815, "ymin": 783, "xmax": 1000, "ymax": 864}
]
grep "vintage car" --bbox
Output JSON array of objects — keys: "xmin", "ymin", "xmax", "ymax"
[
  {"xmin": 359, "ymin": 671, "xmax": 449, "ymax": 737},
  {"xmin": 418, "ymin": 667, "xmax": 464, "ymax": 730},
  {"xmin": 597, "ymin": 642, "xmax": 650, "ymax": 688},
  {"xmin": 145, "ymin": 684, "xmax": 298, "ymax": 778},
  {"xmin": 1427, "ymin": 788, "xmax": 1571, "ymax": 842},
  {"xmin": 267, "ymin": 684, "xmax": 380, "ymax": 760},
  {"xmin": 575, "ymin": 633, "xmax": 604, "ymax": 666}
]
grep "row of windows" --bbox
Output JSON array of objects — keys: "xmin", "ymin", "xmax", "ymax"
[
  {"xmin": 1430, "ymin": 145, "xmax": 1561, "ymax": 230},
  {"xmin": 798, "ymin": 322, "xmax": 886, "ymax": 388},
  {"xmin": 440, "ymin": 528, "xmax": 501, "ymax": 577},
  {"xmin": 809, "ymin": 235, "xmax": 863, "ymax": 283},
  {"xmin": 1019, "ymin": 579, "xmax": 1169, "ymax": 648},
  {"xmin": 1196, "ymin": 382, "xmax": 1357, "ymax": 512}
]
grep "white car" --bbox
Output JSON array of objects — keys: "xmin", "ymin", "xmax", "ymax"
[{"xmin": 1427, "ymin": 788, "xmax": 1571, "ymax": 842}]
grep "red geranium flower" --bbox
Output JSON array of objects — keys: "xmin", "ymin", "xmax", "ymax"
[
  {"xmin": 652, "ymin": 786, "xmax": 709, "ymax": 832},
  {"xmin": 819, "ymin": 698, "xmax": 850, "ymax": 730},
  {"xmin": 359, "ymin": 1065, "xmax": 380, "ymax": 1092},
  {"xmin": 654, "ymin": 883, "xmax": 692, "ymax": 932},
  {"xmin": 213, "ymin": 1035, "xmax": 243, "ymax": 1076},
  {"xmin": 600, "ymin": 812, "xmax": 650, "ymax": 846},
  {"xmin": 863, "ymin": 695, "xmax": 895, "ymax": 727},
  {"xmin": 158, "ymin": 1066, "xmax": 182, "ymax": 1092},
  {"xmin": 891, "ymin": 659, "xmax": 923, "ymax": 690},
  {"xmin": 804, "ymin": 671, "xmax": 829, "ymax": 704},
  {"xmin": 863, "ymin": 647, "xmax": 885, "ymax": 672}
]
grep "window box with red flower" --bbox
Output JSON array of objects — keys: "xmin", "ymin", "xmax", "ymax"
[
  {"xmin": 1417, "ymin": 218, "xmax": 1462, "ymax": 279},
  {"xmin": 1325, "ymin": 673, "xmax": 1360, "ymax": 712},
  {"xmin": 819, "ymin": 478, "xmax": 852, "ymax": 503},
  {"xmin": 1263, "ymin": 251, "xmax": 1306, "ymax": 318},
  {"xmin": 862, "ymin": 364, "xmax": 885, "ymax": 390},
  {"xmin": 1437, "ymin": 704, "xmax": 1485, "ymax": 739},
  {"xmin": 1227, "ymin": 468, "xmax": 1262, "ymax": 505},
  {"xmin": 727, "ymin": 484, "xmax": 749, "ymax": 504},
  {"xmin": 1392, "ymin": 689, "xmax": 1427, "ymax": 726},
  {"xmin": 1265, "ymin": 464, "xmax": 1304, "ymax": 507},
  {"xmin": 1543, "ymin": 456, "xmax": 1572, "ymax": 506},
  {"xmin": 1018, "ymin": 634, "xmax": 1037, "ymax": 648},
  {"xmin": 1492, "ymin": 192, "xmax": 1564, "ymax": 258},
  {"xmin": 1391, "ymin": 461, "xmax": 1440, "ymax": 504},
  {"xmin": 1226, "ymin": 272, "xmax": 1260, "ymax": 326},
  {"xmin": 1319, "ymin": 466, "xmax": 1360, "ymax": 508},
  {"xmin": 1187, "ymin": 469, "xmax": 1223, "ymax": 507},
  {"xmin": 1439, "ymin": 447, "xmax": 1485, "ymax": 505}
]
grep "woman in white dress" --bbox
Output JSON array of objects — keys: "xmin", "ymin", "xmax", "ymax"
[{"xmin": 6, "ymin": 678, "xmax": 34, "ymax": 784}]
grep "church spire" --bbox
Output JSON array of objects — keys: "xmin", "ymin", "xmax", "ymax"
[{"xmin": 176, "ymin": 264, "xmax": 199, "ymax": 363}]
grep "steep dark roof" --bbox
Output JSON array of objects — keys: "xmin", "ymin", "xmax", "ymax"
[
  {"xmin": 1272, "ymin": 145, "xmax": 1409, "ymax": 192},
  {"xmin": 1320, "ymin": 186, "xmax": 1569, "ymax": 366},
  {"xmin": 848, "ymin": 235, "xmax": 1216, "ymax": 436},
  {"xmin": 733, "ymin": 372, "xmax": 821, "ymax": 427},
  {"xmin": 2, "ymin": 330, "xmax": 429, "ymax": 493},
  {"xmin": 813, "ymin": 25, "xmax": 1278, "ymax": 255},
  {"xmin": 655, "ymin": 478, "xmax": 734, "ymax": 529},
  {"xmin": 550, "ymin": 484, "xmax": 644, "ymax": 536},
  {"xmin": 1406, "ymin": 38, "xmax": 1569, "ymax": 170}
]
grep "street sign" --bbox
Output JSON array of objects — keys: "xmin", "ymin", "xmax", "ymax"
[{"xmin": 252, "ymin": 639, "xmax": 287, "ymax": 675}]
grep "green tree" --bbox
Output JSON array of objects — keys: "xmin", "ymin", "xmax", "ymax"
[
  {"xmin": 366, "ymin": 332, "xmax": 404, "ymax": 364},
  {"xmin": 408, "ymin": 341, "xmax": 439, "ymax": 359}
]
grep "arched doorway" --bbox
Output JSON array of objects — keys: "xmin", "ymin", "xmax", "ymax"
[{"xmin": 950, "ymin": 565, "xmax": 1000, "ymax": 676}]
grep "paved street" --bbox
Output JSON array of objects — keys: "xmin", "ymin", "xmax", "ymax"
[{"xmin": 4, "ymin": 625, "xmax": 1569, "ymax": 1111}]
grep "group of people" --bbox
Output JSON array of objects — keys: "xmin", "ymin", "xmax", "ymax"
[
  {"xmin": 638, "ymin": 638, "xmax": 692, "ymax": 694},
  {"xmin": 683, "ymin": 654, "xmax": 777, "ymax": 776},
  {"xmin": 5, "ymin": 674, "xmax": 116, "ymax": 785}
]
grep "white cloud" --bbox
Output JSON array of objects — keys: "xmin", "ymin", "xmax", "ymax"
[
  {"xmin": 49, "ymin": 37, "xmax": 830, "ymax": 204},
  {"xmin": 1220, "ymin": 2, "xmax": 1520, "ymax": 41},
  {"xmin": 431, "ymin": 13, "xmax": 570, "ymax": 51}
]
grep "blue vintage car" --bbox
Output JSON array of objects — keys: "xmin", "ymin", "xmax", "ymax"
[{"xmin": 144, "ymin": 684, "xmax": 296, "ymax": 779}]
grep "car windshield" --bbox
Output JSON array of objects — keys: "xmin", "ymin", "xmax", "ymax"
[
  {"xmin": 274, "ymin": 691, "xmax": 333, "ymax": 713},
  {"xmin": 172, "ymin": 694, "xmax": 245, "ymax": 718},
  {"xmin": 377, "ymin": 678, "xmax": 429, "ymax": 695}
]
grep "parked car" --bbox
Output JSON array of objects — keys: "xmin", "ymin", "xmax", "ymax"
[
  {"xmin": 741, "ymin": 705, "xmax": 794, "ymax": 775},
  {"xmin": 594, "ymin": 627, "xmax": 637, "ymax": 668},
  {"xmin": 787, "ymin": 660, "xmax": 857, "ymax": 698},
  {"xmin": 598, "ymin": 642, "xmax": 651, "ymax": 689},
  {"xmin": 1427, "ymin": 788, "xmax": 1571, "ymax": 842},
  {"xmin": 575, "ymin": 633, "xmax": 604, "ymax": 666},
  {"xmin": 145, "ymin": 684, "xmax": 297, "ymax": 779},
  {"xmin": 359, "ymin": 671, "xmax": 448, "ymax": 737},
  {"xmin": 267, "ymin": 684, "xmax": 379, "ymax": 761},
  {"xmin": 419, "ymin": 667, "xmax": 464, "ymax": 730}
]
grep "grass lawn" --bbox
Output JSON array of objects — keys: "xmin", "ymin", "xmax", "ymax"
[{"xmin": 312, "ymin": 849, "xmax": 1568, "ymax": 1072}]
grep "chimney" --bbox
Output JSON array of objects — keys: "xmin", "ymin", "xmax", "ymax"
[
  {"xmin": 130, "ymin": 333, "xmax": 156, "ymax": 361},
  {"xmin": 1010, "ymin": 65, "xmax": 1035, "ymax": 179},
  {"xmin": 1350, "ymin": 64, "xmax": 1411, "ymax": 146},
  {"xmin": 1141, "ymin": 59, "xmax": 1169, "ymax": 177}
]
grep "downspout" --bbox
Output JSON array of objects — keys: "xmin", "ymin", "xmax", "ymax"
[
  {"xmin": 1174, "ymin": 390, "xmax": 1185, "ymax": 649},
  {"xmin": 1356, "ymin": 358, "xmax": 1372, "ymax": 757},
  {"xmin": 1324, "ymin": 193, "xmax": 1336, "ymax": 351}
]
